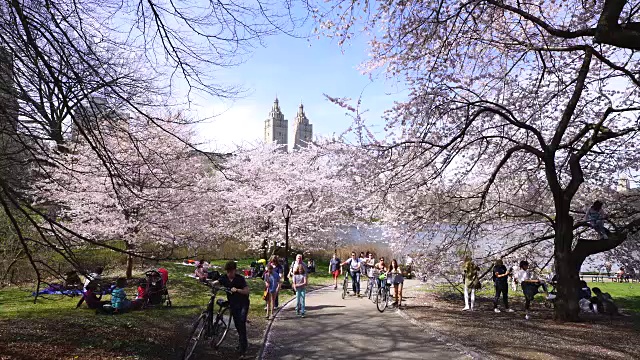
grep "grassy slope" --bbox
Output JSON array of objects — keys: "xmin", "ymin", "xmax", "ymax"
[{"xmin": 0, "ymin": 259, "xmax": 333, "ymax": 359}]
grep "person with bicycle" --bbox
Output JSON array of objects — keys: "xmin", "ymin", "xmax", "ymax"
[
  {"xmin": 210, "ymin": 261, "xmax": 250, "ymax": 356},
  {"xmin": 341, "ymin": 251, "xmax": 363, "ymax": 297},
  {"xmin": 364, "ymin": 253, "xmax": 376, "ymax": 295},
  {"xmin": 375, "ymin": 257, "xmax": 388, "ymax": 289}
]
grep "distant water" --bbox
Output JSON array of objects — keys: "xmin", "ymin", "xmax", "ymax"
[{"xmin": 337, "ymin": 224, "xmax": 615, "ymax": 272}]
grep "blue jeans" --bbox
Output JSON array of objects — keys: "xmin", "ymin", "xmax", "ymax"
[
  {"xmin": 231, "ymin": 305, "xmax": 249, "ymax": 351},
  {"xmin": 296, "ymin": 288, "xmax": 306, "ymax": 314},
  {"xmin": 350, "ymin": 270, "xmax": 360, "ymax": 294}
]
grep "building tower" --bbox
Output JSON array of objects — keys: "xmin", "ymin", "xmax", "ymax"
[
  {"xmin": 264, "ymin": 97, "xmax": 288, "ymax": 149},
  {"xmin": 293, "ymin": 103, "xmax": 313, "ymax": 150},
  {"xmin": 617, "ymin": 174, "xmax": 631, "ymax": 192}
]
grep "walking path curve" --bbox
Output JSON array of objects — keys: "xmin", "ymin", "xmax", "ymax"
[{"xmin": 260, "ymin": 279, "xmax": 471, "ymax": 360}]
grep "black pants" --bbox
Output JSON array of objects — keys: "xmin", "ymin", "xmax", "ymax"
[
  {"xmin": 231, "ymin": 305, "xmax": 249, "ymax": 351},
  {"xmin": 493, "ymin": 282, "xmax": 509, "ymax": 309}
]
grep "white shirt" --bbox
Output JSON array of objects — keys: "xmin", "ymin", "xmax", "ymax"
[
  {"xmin": 346, "ymin": 258, "xmax": 361, "ymax": 271},
  {"xmin": 83, "ymin": 272, "xmax": 101, "ymax": 289},
  {"xmin": 517, "ymin": 269, "xmax": 536, "ymax": 282}
]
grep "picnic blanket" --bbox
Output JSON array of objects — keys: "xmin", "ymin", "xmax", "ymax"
[{"xmin": 32, "ymin": 284, "xmax": 115, "ymax": 296}]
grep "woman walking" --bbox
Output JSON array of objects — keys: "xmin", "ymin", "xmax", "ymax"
[
  {"xmin": 462, "ymin": 256, "xmax": 480, "ymax": 311},
  {"xmin": 293, "ymin": 265, "xmax": 308, "ymax": 317},
  {"xmin": 389, "ymin": 259, "xmax": 404, "ymax": 307},
  {"xmin": 265, "ymin": 265, "xmax": 278, "ymax": 319}
]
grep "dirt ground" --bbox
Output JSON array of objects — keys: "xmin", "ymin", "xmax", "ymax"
[
  {"xmin": 0, "ymin": 311, "xmax": 267, "ymax": 360},
  {"xmin": 400, "ymin": 289, "xmax": 640, "ymax": 360}
]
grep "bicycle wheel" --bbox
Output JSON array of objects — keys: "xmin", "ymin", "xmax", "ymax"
[
  {"xmin": 377, "ymin": 287, "xmax": 388, "ymax": 313},
  {"xmin": 211, "ymin": 307, "xmax": 232, "ymax": 349},
  {"xmin": 370, "ymin": 282, "xmax": 377, "ymax": 303},
  {"xmin": 342, "ymin": 277, "xmax": 348, "ymax": 299},
  {"xmin": 182, "ymin": 313, "xmax": 208, "ymax": 360}
]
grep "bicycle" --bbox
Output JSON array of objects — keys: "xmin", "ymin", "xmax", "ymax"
[
  {"xmin": 182, "ymin": 287, "xmax": 233, "ymax": 360},
  {"xmin": 342, "ymin": 271, "xmax": 350, "ymax": 299},
  {"xmin": 375, "ymin": 274, "xmax": 391, "ymax": 313},
  {"xmin": 365, "ymin": 270, "xmax": 378, "ymax": 301}
]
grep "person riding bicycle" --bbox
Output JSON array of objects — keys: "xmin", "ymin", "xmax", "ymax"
[
  {"xmin": 210, "ymin": 261, "xmax": 250, "ymax": 357},
  {"xmin": 341, "ymin": 251, "xmax": 363, "ymax": 297}
]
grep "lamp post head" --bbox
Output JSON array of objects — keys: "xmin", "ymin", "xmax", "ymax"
[{"xmin": 282, "ymin": 204, "xmax": 292, "ymax": 219}]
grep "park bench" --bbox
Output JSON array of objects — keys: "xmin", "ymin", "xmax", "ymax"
[{"xmin": 580, "ymin": 274, "xmax": 607, "ymax": 282}]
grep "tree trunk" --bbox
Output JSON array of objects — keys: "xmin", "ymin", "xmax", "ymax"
[
  {"xmin": 125, "ymin": 241, "xmax": 134, "ymax": 279},
  {"xmin": 553, "ymin": 213, "xmax": 581, "ymax": 321}
]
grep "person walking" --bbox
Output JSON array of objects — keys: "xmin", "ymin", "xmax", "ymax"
[
  {"xmin": 289, "ymin": 253, "xmax": 308, "ymax": 278},
  {"xmin": 264, "ymin": 264, "xmax": 278, "ymax": 320},
  {"xmin": 341, "ymin": 251, "xmax": 363, "ymax": 297},
  {"xmin": 492, "ymin": 259, "xmax": 513, "ymax": 313},
  {"xmin": 462, "ymin": 256, "xmax": 480, "ymax": 311},
  {"xmin": 211, "ymin": 261, "xmax": 251, "ymax": 357},
  {"xmin": 516, "ymin": 260, "xmax": 550, "ymax": 320},
  {"xmin": 268, "ymin": 255, "xmax": 283, "ymax": 309},
  {"xmin": 292, "ymin": 265, "xmax": 308, "ymax": 317},
  {"xmin": 329, "ymin": 253, "xmax": 341, "ymax": 290}
]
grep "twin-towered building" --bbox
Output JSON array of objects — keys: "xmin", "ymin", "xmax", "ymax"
[{"xmin": 264, "ymin": 97, "xmax": 313, "ymax": 151}]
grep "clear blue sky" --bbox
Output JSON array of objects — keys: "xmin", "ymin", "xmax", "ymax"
[{"xmin": 191, "ymin": 23, "xmax": 407, "ymax": 152}]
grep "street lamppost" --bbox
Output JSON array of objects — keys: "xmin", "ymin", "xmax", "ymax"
[{"xmin": 282, "ymin": 204, "xmax": 293, "ymax": 289}]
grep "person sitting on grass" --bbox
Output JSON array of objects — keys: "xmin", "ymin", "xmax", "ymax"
[
  {"xmin": 194, "ymin": 263, "xmax": 208, "ymax": 282},
  {"xmin": 591, "ymin": 287, "xmax": 620, "ymax": 315},
  {"xmin": 83, "ymin": 267, "xmax": 104, "ymax": 291},
  {"xmin": 111, "ymin": 278, "xmax": 143, "ymax": 312},
  {"xmin": 516, "ymin": 260, "xmax": 551, "ymax": 320},
  {"xmin": 83, "ymin": 282, "xmax": 110, "ymax": 309}
]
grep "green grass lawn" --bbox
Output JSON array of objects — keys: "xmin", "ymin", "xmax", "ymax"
[{"xmin": 0, "ymin": 259, "xmax": 333, "ymax": 359}]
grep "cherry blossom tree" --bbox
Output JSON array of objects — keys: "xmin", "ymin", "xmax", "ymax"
[
  {"xmin": 321, "ymin": 1, "xmax": 640, "ymax": 320},
  {"xmin": 212, "ymin": 141, "xmax": 372, "ymax": 256},
  {"xmin": 32, "ymin": 115, "xmax": 215, "ymax": 278}
]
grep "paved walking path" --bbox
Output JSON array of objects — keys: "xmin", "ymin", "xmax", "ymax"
[{"xmin": 261, "ymin": 279, "xmax": 471, "ymax": 360}]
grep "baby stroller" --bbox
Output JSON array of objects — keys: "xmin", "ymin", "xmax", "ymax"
[{"xmin": 139, "ymin": 269, "xmax": 171, "ymax": 308}]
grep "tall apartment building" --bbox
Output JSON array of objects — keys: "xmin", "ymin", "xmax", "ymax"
[
  {"xmin": 264, "ymin": 97, "xmax": 288, "ymax": 149},
  {"xmin": 293, "ymin": 103, "xmax": 312, "ymax": 150},
  {"xmin": 71, "ymin": 96, "xmax": 130, "ymax": 141},
  {"xmin": 264, "ymin": 98, "xmax": 313, "ymax": 151}
]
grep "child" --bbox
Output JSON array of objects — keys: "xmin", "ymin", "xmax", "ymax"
[
  {"xmin": 265, "ymin": 265, "xmax": 278, "ymax": 319},
  {"xmin": 136, "ymin": 278, "xmax": 147, "ymax": 301},
  {"xmin": 585, "ymin": 200, "xmax": 608, "ymax": 239},
  {"xmin": 111, "ymin": 277, "xmax": 132, "ymax": 312},
  {"xmin": 292, "ymin": 264, "xmax": 308, "ymax": 317}
]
